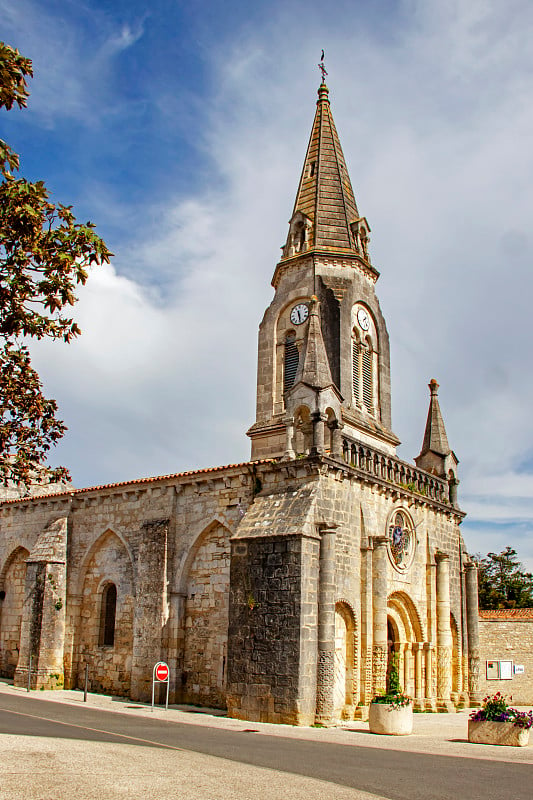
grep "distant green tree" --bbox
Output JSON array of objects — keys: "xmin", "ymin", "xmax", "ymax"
[
  {"xmin": 474, "ymin": 547, "xmax": 533, "ymax": 609},
  {"xmin": 0, "ymin": 42, "xmax": 111, "ymax": 487}
]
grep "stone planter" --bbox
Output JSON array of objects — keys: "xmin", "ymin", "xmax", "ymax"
[
  {"xmin": 368, "ymin": 702, "xmax": 413, "ymax": 735},
  {"xmin": 468, "ymin": 720, "xmax": 530, "ymax": 747}
]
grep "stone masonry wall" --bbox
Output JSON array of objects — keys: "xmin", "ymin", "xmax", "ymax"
[
  {"xmin": 227, "ymin": 535, "xmax": 305, "ymax": 724},
  {"xmin": 181, "ymin": 522, "xmax": 230, "ymax": 708},
  {"xmin": 0, "ymin": 463, "xmax": 259, "ymax": 702},
  {"xmin": 478, "ymin": 612, "xmax": 533, "ymax": 705}
]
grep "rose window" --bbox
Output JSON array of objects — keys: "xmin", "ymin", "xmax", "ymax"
[{"xmin": 387, "ymin": 511, "xmax": 415, "ymax": 572}]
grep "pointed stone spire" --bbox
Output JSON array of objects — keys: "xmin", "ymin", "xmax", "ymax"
[
  {"xmin": 282, "ymin": 82, "xmax": 371, "ymax": 259},
  {"xmin": 419, "ymin": 379, "xmax": 450, "ymax": 457},
  {"xmin": 415, "ymin": 380, "xmax": 457, "ymax": 481},
  {"xmin": 293, "ymin": 297, "xmax": 334, "ymax": 390}
]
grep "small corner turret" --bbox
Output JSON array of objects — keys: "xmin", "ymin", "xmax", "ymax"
[{"xmin": 415, "ymin": 379, "xmax": 459, "ymax": 505}]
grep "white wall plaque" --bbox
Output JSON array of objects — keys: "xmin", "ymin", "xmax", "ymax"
[{"xmin": 499, "ymin": 660, "xmax": 513, "ymax": 680}]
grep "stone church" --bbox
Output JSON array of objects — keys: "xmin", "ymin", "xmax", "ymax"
[{"xmin": 0, "ymin": 79, "xmax": 482, "ymax": 725}]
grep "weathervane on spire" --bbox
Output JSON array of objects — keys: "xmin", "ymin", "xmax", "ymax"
[{"xmin": 318, "ymin": 50, "xmax": 328, "ymax": 83}]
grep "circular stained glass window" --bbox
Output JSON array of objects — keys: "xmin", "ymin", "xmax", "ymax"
[{"xmin": 387, "ymin": 510, "xmax": 415, "ymax": 572}]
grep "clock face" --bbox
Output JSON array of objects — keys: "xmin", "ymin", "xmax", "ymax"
[
  {"xmin": 290, "ymin": 303, "xmax": 309, "ymax": 325},
  {"xmin": 357, "ymin": 308, "xmax": 370, "ymax": 331}
]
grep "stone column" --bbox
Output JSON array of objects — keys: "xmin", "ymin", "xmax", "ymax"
[
  {"xmin": 423, "ymin": 643, "xmax": 436, "ymax": 709},
  {"xmin": 465, "ymin": 562, "xmax": 482, "ymax": 705},
  {"xmin": 359, "ymin": 542, "xmax": 374, "ymax": 708},
  {"xmin": 284, "ymin": 416, "xmax": 295, "ymax": 459},
  {"xmin": 311, "ymin": 412, "xmax": 327, "ymax": 456},
  {"xmin": 315, "ymin": 527, "xmax": 337, "ymax": 725},
  {"xmin": 460, "ymin": 549, "xmax": 469, "ymax": 699},
  {"xmin": 435, "ymin": 552, "xmax": 453, "ymax": 708},
  {"xmin": 448, "ymin": 476, "xmax": 459, "ymax": 507},
  {"xmin": 414, "ymin": 643, "xmax": 423, "ymax": 709},
  {"xmin": 329, "ymin": 420, "xmax": 343, "ymax": 461},
  {"xmin": 372, "ymin": 536, "xmax": 389, "ymax": 696},
  {"xmin": 404, "ymin": 643, "xmax": 412, "ymax": 697}
]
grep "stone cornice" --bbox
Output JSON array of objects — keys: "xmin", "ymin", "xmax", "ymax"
[{"xmin": 272, "ymin": 250, "xmax": 379, "ymax": 289}]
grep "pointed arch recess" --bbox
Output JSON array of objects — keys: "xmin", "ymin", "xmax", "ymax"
[
  {"xmin": 0, "ymin": 546, "xmax": 30, "ymax": 678},
  {"xmin": 179, "ymin": 520, "xmax": 231, "ymax": 709},
  {"xmin": 76, "ymin": 528, "xmax": 135, "ymax": 597},
  {"xmin": 0, "ymin": 546, "xmax": 30, "ymax": 589},
  {"xmin": 177, "ymin": 518, "xmax": 231, "ymax": 595},
  {"xmin": 75, "ymin": 529, "xmax": 135, "ymax": 697}
]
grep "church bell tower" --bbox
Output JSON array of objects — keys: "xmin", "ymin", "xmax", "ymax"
[{"xmin": 248, "ymin": 80, "xmax": 400, "ymax": 461}]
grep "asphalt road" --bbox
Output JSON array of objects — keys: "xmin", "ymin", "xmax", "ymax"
[{"xmin": 1, "ymin": 693, "xmax": 532, "ymax": 800}]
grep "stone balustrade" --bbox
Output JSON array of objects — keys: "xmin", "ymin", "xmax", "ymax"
[{"xmin": 341, "ymin": 437, "xmax": 450, "ymax": 505}]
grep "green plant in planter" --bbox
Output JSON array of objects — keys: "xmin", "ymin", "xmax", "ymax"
[
  {"xmin": 470, "ymin": 693, "xmax": 533, "ymax": 729},
  {"xmin": 372, "ymin": 654, "xmax": 412, "ymax": 710}
]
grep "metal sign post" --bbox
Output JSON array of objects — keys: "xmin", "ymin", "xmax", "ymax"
[{"xmin": 151, "ymin": 661, "xmax": 170, "ymax": 711}]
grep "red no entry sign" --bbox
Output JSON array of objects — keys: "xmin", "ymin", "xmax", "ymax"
[
  {"xmin": 152, "ymin": 661, "xmax": 170, "ymax": 711},
  {"xmin": 154, "ymin": 661, "xmax": 169, "ymax": 681}
]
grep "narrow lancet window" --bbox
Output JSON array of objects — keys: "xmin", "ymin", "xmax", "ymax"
[{"xmin": 100, "ymin": 583, "xmax": 117, "ymax": 646}]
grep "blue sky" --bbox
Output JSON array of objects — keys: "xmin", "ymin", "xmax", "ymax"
[{"xmin": 2, "ymin": 0, "xmax": 533, "ymax": 569}]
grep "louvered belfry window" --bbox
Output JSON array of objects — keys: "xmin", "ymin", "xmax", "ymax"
[
  {"xmin": 362, "ymin": 345, "xmax": 374, "ymax": 412},
  {"xmin": 284, "ymin": 333, "xmax": 299, "ymax": 391},
  {"xmin": 353, "ymin": 336, "xmax": 375, "ymax": 415},
  {"xmin": 352, "ymin": 340, "xmax": 361, "ymax": 403}
]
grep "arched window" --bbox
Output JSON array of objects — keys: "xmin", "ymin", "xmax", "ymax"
[
  {"xmin": 284, "ymin": 332, "xmax": 299, "ymax": 392},
  {"xmin": 99, "ymin": 583, "xmax": 117, "ymax": 646}
]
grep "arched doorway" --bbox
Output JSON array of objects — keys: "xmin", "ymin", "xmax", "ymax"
[
  {"xmin": 386, "ymin": 592, "xmax": 424, "ymax": 698},
  {"xmin": 333, "ymin": 602, "xmax": 356, "ymax": 719}
]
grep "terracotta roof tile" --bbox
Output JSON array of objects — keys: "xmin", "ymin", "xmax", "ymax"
[
  {"xmin": 479, "ymin": 609, "xmax": 533, "ymax": 619},
  {"xmin": 0, "ymin": 459, "xmax": 275, "ymax": 506}
]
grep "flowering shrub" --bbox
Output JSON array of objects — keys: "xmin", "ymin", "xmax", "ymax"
[
  {"xmin": 372, "ymin": 655, "xmax": 412, "ymax": 710},
  {"xmin": 372, "ymin": 692, "xmax": 411, "ymax": 709},
  {"xmin": 470, "ymin": 693, "xmax": 533, "ymax": 730}
]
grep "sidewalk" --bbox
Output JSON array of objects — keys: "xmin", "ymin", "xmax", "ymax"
[{"xmin": 1, "ymin": 678, "xmax": 532, "ymax": 764}]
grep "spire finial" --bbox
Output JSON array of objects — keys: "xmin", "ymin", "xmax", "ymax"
[{"xmin": 318, "ymin": 50, "xmax": 328, "ymax": 84}]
